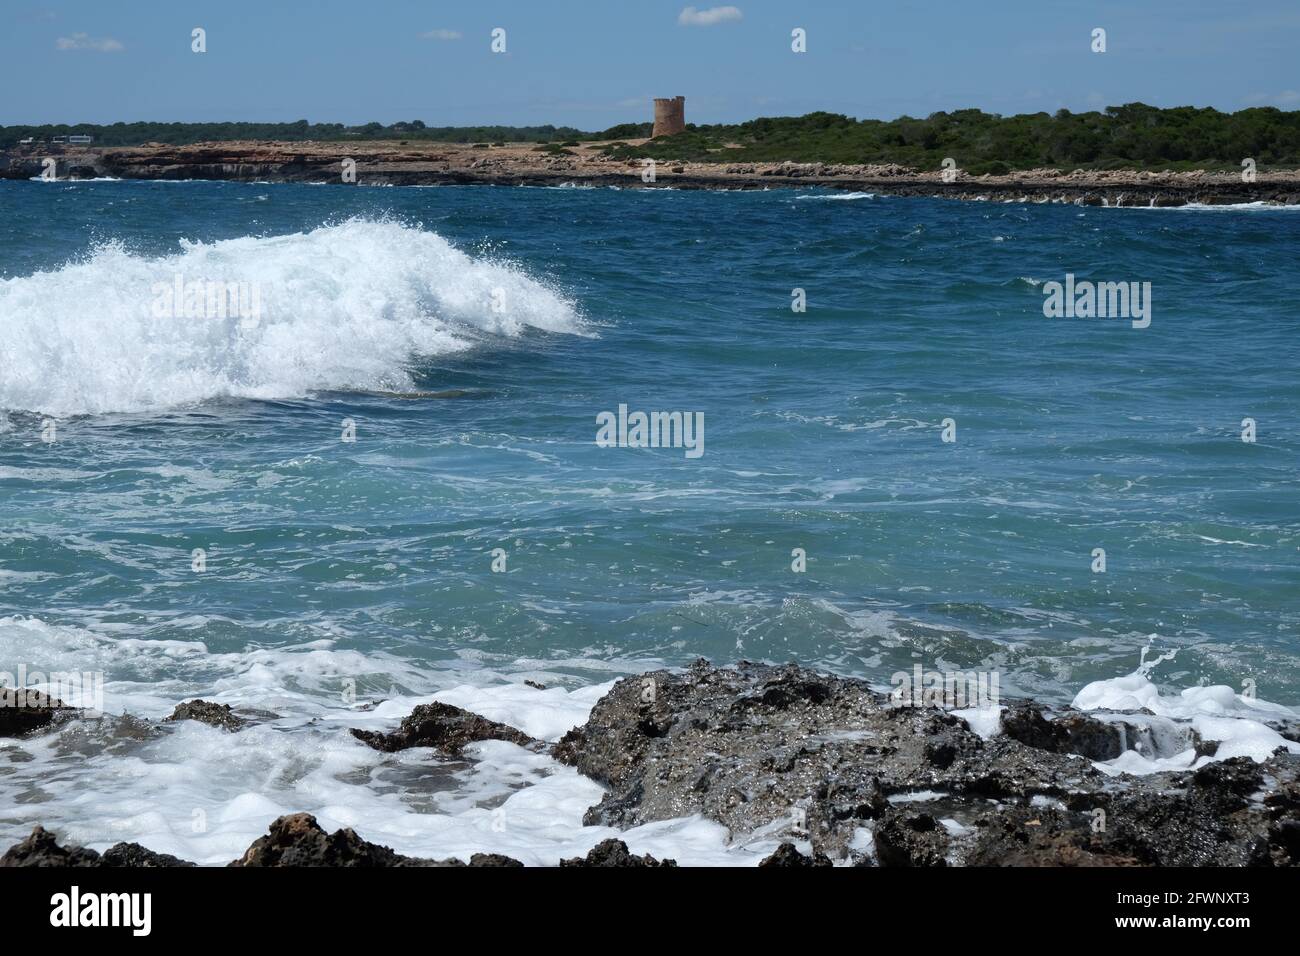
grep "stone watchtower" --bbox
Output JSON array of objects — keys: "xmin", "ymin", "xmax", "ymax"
[{"xmin": 652, "ymin": 96, "xmax": 686, "ymax": 138}]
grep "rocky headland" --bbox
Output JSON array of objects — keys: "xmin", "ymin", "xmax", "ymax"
[
  {"xmin": 3, "ymin": 140, "xmax": 1298, "ymax": 206},
  {"xmin": 3, "ymin": 659, "xmax": 1298, "ymax": 867}
]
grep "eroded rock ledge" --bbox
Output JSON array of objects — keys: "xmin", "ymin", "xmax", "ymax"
[
  {"xmin": 552, "ymin": 660, "xmax": 1300, "ymax": 865},
  {"xmin": 350, "ymin": 700, "xmax": 539, "ymax": 756},
  {"xmin": 2, "ymin": 141, "xmax": 1298, "ymax": 206}
]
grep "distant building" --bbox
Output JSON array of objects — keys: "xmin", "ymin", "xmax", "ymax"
[
  {"xmin": 18, "ymin": 137, "xmax": 34, "ymax": 145},
  {"xmin": 652, "ymin": 96, "xmax": 686, "ymax": 138},
  {"xmin": 68, "ymin": 135, "xmax": 93, "ymax": 144}
]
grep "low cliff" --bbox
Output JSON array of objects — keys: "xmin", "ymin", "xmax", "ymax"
[{"xmin": 3, "ymin": 140, "xmax": 1299, "ymax": 206}]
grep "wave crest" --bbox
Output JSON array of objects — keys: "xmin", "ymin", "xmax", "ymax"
[{"xmin": 0, "ymin": 219, "xmax": 584, "ymax": 416}]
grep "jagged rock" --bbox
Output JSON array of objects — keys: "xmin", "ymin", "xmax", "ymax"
[
  {"xmin": 558, "ymin": 839, "xmax": 676, "ymax": 867},
  {"xmin": 873, "ymin": 810, "xmax": 950, "ymax": 867},
  {"xmin": 553, "ymin": 659, "xmax": 1097, "ymax": 857},
  {"xmin": 552, "ymin": 660, "xmax": 1300, "ymax": 865},
  {"xmin": 999, "ymin": 701, "xmax": 1124, "ymax": 760},
  {"xmin": 965, "ymin": 806, "xmax": 1140, "ymax": 867},
  {"xmin": 0, "ymin": 688, "xmax": 79, "ymax": 737},
  {"xmin": 350, "ymin": 701, "xmax": 536, "ymax": 757},
  {"xmin": 966, "ymin": 756, "xmax": 1298, "ymax": 867},
  {"xmin": 758, "ymin": 843, "xmax": 833, "ymax": 867},
  {"xmin": 0, "ymin": 826, "xmax": 193, "ymax": 867},
  {"xmin": 3, "ymin": 815, "xmax": 528, "ymax": 868},
  {"xmin": 99, "ymin": 843, "xmax": 196, "ymax": 867},
  {"xmin": 1093, "ymin": 757, "xmax": 1280, "ymax": 866},
  {"xmin": 228, "ymin": 812, "xmax": 523, "ymax": 867},
  {"xmin": 230, "ymin": 813, "xmax": 420, "ymax": 867},
  {"xmin": 165, "ymin": 699, "xmax": 246, "ymax": 732},
  {"xmin": 466, "ymin": 853, "xmax": 525, "ymax": 867},
  {"xmin": 0, "ymin": 826, "xmax": 102, "ymax": 867}
]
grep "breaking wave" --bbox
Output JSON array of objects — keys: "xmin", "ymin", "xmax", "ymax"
[{"xmin": 0, "ymin": 219, "xmax": 584, "ymax": 416}]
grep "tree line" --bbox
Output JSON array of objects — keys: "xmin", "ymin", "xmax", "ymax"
[
  {"xmin": 0, "ymin": 120, "xmax": 586, "ymax": 148},
  {"xmin": 598, "ymin": 104, "xmax": 1300, "ymax": 171}
]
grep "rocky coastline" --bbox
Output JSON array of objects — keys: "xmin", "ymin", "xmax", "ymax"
[
  {"xmin": 3, "ymin": 140, "xmax": 1298, "ymax": 206},
  {"xmin": 3, "ymin": 660, "xmax": 1298, "ymax": 867}
]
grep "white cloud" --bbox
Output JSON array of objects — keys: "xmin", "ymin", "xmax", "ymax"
[
  {"xmin": 678, "ymin": 6, "xmax": 743, "ymax": 27},
  {"xmin": 56, "ymin": 32, "xmax": 123, "ymax": 52},
  {"xmin": 420, "ymin": 29, "xmax": 462, "ymax": 41}
]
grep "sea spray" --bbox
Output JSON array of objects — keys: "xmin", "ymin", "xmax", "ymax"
[{"xmin": 0, "ymin": 219, "xmax": 583, "ymax": 416}]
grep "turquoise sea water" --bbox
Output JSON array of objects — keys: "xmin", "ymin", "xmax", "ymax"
[{"xmin": 0, "ymin": 180, "xmax": 1298, "ymax": 860}]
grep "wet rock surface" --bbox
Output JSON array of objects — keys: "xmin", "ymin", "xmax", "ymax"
[
  {"xmin": 874, "ymin": 810, "xmax": 951, "ymax": 867},
  {"xmin": 0, "ymin": 826, "xmax": 193, "ymax": 867},
  {"xmin": 165, "ymin": 699, "xmax": 247, "ymax": 732},
  {"xmin": 0, "ymin": 688, "xmax": 79, "ymax": 737},
  {"xmin": 229, "ymin": 813, "xmax": 523, "ymax": 867},
  {"xmin": 99, "ymin": 842, "xmax": 198, "ymax": 867},
  {"xmin": 554, "ymin": 660, "xmax": 1092, "ymax": 856},
  {"xmin": 553, "ymin": 660, "xmax": 1300, "ymax": 865},
  {"xmin": 999, "ymin": 701, "xmax": 1124, "ymax": 760},
  {"xmin": 5, "ymin": 661, "xmax": 1298, "ymax": 867},
  {"xmin": 758, "ymin": 843, "xmax": 834, "ymax": 867},
  {"xmin": 559, "ymin": 839, "xmax": 676, "ymax": 867},
  {"xmin": 351, "ymin": 700, "xmax": 537, "ymax": 756}
]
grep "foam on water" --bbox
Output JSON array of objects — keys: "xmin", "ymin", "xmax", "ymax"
[
  {"xmin": 795, "ymin": 191, "xmax": 876, "ymax": 201},
  {"xmin": 0, "ymin": 219, "xmax": 584, "ymax": 417},
  {"xmin": 3, "ymin": 614, "xmax": 1296, "ymax": 864},
  {"xmin": 0, "ymin": 615, "xmax": 790, "ymax": 865},
  {"xmin": 1071, "ymin": 646, "xmax": 1299, "ymax": 775},
  {"xmin": 1137, "ymin": 200, "xmax": 1300, "ymax": 211}
]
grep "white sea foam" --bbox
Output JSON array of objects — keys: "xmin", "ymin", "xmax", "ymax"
[
  {"xmin": 794, "ymin": 191, "xmax": 876, "ymax": 201},
  {"xmin": 1071, "ymin": 646, "xmax": 1299, "ymax": 775},
  {"xmin": 0, "ymin": 219, "xmax": 584, "ymax": 417},
  {"xmin": 3, "ymin": 614, "xmax": 1294, "ymax": 863},
  {"xmin": 1134, "ymin": 200, "xmax": 1300, "ymax": 211},
  {"xmin": 0, "ymin": 615, "xmax": 786, "ymax": 866}
]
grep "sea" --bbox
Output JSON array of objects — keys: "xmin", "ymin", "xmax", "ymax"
[{"xmin": 1, "ymin": 179, "xmax": 1298, "ymax": 864}]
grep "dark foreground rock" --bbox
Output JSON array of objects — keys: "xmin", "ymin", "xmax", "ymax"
[
  {"xmin": 0, "ymin": 688, "xmax": 79, "ymax": 737},
  {"xmin": 2, "ymin": 816, "xmax": 524, "ymax": 868},
  {"xmin": 165, "ymin": 699, "xmax": 247, "ymax": 732},
  {"xmin": 0, "ymin": 826, "xmax": 193, "ymax": 867},
  {"xmin": 553, "ymin": 659, "xmax": 1300, "ymax": 865},
  {"xmin": 229, "ymin": 813, "xmax": 524, "ymax": 867},
  {"xmin": 7, "ymin": 660, "xmax": 1298, "ymax": 868},
  {"xmin": 351, "ymin": 701, "xmax": 537, "ymax": 756},
  {"xmin": 758, "ymin": 843, "xmax": 834, "ymax": 867},
  {"xmin": 559, "ymin": 839, "xmax": 676, "ymax": 867}
]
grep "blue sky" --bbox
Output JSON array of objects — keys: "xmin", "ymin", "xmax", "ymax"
[{"xmin": 5, "ymin": 0, "xmax": 1299, "ymax": 127}]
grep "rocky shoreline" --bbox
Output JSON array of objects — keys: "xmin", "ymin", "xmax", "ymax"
[
  {"xmin": 3, "ymin": 140, "xmax": 1299, "ymax": 206},
  {"xmin": 3, "ymin": 660, "xmax": 1298, "ymax": 867}
]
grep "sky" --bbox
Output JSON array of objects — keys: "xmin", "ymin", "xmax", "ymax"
[{"xmin": 3, "ymin": 0, "xmax": 1298, "ymax": 128}]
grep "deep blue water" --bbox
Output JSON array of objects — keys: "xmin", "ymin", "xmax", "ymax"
[{"xmin": 2, "ymin": 179, "xmax": 1299, "ymax": 707}]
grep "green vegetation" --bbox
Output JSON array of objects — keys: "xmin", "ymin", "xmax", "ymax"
[
  {"xmin": 0, "ymin": 120, "xmax": 587, "ymax": 148},
  {"xmin": 592, "ymin": 104, "xmax": 1300, "ymax": 170},
  {"xmin": 5, "ymin": 105, "xmax": 1299, "ymax": 170}
]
